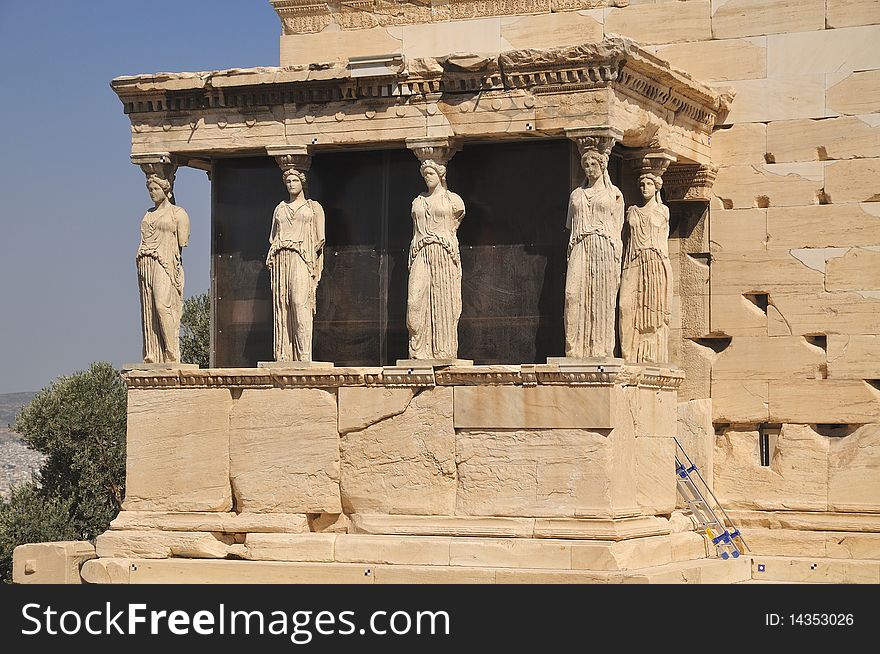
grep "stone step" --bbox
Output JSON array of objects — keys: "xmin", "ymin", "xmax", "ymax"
[
  {"xmin": 80, "ymin": 556, "xmax": 753, "ymax": 585},
  {"xmin": 96, "ymin": 530, "xmax": 713, "ymax": 572},
  {"xmin": 751, "ymin": 556, "xmax": 880, "ymax": 584},
  {"xmin": 736, "ymin": 527, "xmax": 880, "ymax": 559}
]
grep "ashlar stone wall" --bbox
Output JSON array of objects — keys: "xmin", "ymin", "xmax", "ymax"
[{"xmin": 640, "ymin": 0, "xmax": 880, "ymax": 517}]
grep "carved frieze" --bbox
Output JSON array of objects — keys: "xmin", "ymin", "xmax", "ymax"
[
  {"xmin": 375, "ymin": 0, "xmax": 434, "ymax": 26},
  {"xmin": 448, "ymin": 0, "xmax": 550, "ymax": 21},
  {"xmin": 272, "ymin": 0, "xmax": 629, "ymax": 34},
  {"xmin": 550, "ymin": 0, "xmax": 623, "ymax": 10},
  {"xmin": 337, "ymin": 1, "xmax": 380, "ymax": 30},
  {"xmin": 273, "ymin": 0, "xmax": 332, "ymax": 35}
]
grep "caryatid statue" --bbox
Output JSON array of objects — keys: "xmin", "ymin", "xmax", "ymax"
[
  {"xmin": 563, "ymin": 128, "xmax": 625, "ymax": 359},
  {"xmin": 620, "ymin": 151, "xmax": 676, "ymax": 364},
  {"xmin": 266, "ymin": 146, "xmax": 325, "ymax": 362},
  {"xmin": 405, "ymin": 138, "xmax": 465, "ymax": 361},
  {"xmin": 134, "ymin": 153, "xmax": 190, "ymax": 364}
]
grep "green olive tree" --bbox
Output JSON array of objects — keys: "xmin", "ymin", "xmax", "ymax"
[{"xmin": 0, "ymin": 291, "xmax": 211, "ymax": 582}]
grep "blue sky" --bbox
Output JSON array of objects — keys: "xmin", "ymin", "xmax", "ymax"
[{"xmin": 0, "ymin": 1, "xmax": 281, "ymax": 393}]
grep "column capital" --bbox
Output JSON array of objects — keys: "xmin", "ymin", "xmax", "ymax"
[
  {"xmin": 266, "ymin": 144, "xmax": 312, "ymax": 173},
  {"xmin": 564, "ymin": 126, "xmax": 623, "ymax": 157},
  {"xmin": 131, "ymin": 152, "xmax": 176, "ymax": 180},
  {"xmin": 405, "ymin": 137, "xmax": 459, "ymax": 166},
  {"xmin": 624, "ymin": 148, "xmax": 677, "ymax": 178}
]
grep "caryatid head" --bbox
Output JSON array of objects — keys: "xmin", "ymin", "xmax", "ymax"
[
  {"xmin": 581, "ymin": 149, "xmax": 609, "ymax": 186},
  {"xmin": 282, "ymin": 167, "xmax": 307, "ymax": 199},
  {"xmin": 420, "ymin": 160, "xmax": 447, "ymax": 192},
  {"xmin": 638, "ymin": 171, "xmax": 663, "ymax": 204}
]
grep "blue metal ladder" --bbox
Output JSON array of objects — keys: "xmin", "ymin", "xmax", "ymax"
[{"xmin": 674, "ymin": 438, "xmax": 749, "ymax": 560}]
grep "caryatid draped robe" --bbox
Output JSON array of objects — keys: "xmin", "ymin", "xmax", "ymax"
[
  {"xmin": 407, "ymin": 190, "xmax": 466, "ymax": 360},
  {"xmin": 267, "ymin": 199, "xmax": 325, "ymax": 361},
  {"xmin": 563, "ymin": 179, "xmax": 624, "ymax": 358},
  {"xmin": 137, "ymin": 202, "xmax": 190, "ymax": 363}
]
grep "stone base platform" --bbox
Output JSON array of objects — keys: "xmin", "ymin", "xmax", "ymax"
[
  {"xmin": 78, "ymin": 555, "xmax": 754, "ymax": 585},
  {"xmin": 257, "ymin": 361, "xmax": 334, "ymax": 369},
  {"xmin": 91, "ymin": 530, "xmax": 710, "ymax": 571},
  {"xmin": 15, "ymin": 361, "xmax": 702, "ymax": 585},
  {"xmin": 16, "ymin": 527, "xmax": 765, "ymax": 584}
]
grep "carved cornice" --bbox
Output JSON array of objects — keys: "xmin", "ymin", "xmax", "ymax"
[
  {"xmin": 534, "ymin": 362, "xmax": 628, "ymax": 386},
  {"xmin": 498, "ymin": 42, "xmax": 625, "ymax": 95},
  {"xmin": 271, "ymin": 368, "xmax": 380, "ymax": 387},
  {"xmin": 381, "ymin": 365, "xmax": 437, "ymax": 387},
  {"xmin": 663, "ymin": 163, "xmax": 718, "ymax": 202},
  {"xmin": 178, "ymin": 369, "xmax": 274, "ymax": 388},
  {"xmin": 123, "ymin": 367, "xmax": 382, "ymax": 389},
  {"xmin": 121, "ymin": 364, "xmax": 682, "ymax": 389},
  {"xmin": 637, "ymin": 366, "xmax": 686, "ymax": 389},
  {"xmin": 111, "ymin": 38, "xmax": 725, "ymax": 166},
  {"xmin": 435, "ymin": 365, "xmax": 529, "ymax": 386},
  {"xmin": 112, "ymin": 38, "xmax": 722, "ymax": 132}
]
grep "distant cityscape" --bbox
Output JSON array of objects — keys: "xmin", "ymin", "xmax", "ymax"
[{"xmin": 0, "ymin": 392, "xmax": 42, "ymax": 500}]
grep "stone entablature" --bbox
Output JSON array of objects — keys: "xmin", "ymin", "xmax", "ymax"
[
  {"xmin": 110, "ymin": 38, "xmax": 730, "ymax": 167},
  {"xmin": 271, "ymin": 0, "xmax": 628, "ymax": 35}
]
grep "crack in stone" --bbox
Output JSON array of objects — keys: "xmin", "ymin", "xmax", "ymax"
[
  {"xmin": 339, "ymin": 392, "xmax": 415, "ymax": 435},
  {"xmin": 767, "ymin": 299, "xmax": 792, "ymax": 336}
]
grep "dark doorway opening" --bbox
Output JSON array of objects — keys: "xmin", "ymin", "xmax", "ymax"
[{"xmin": 212, "ymin": 139, "xmax": 578, "ymax": 366}]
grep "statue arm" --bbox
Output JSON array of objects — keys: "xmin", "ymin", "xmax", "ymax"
[
  {"xmin": 565, "ymin": 191, "xmax": 576, "ymax": 231},
  {"xmin": 312, "ymin": 201, "xmax": 326, "ymax": 251},
  {"xmin": 176, "ymin": 207, "xmax": 191, "ymax": 249},
  {"xmin": 450, "ymin": 192, "xmax": 466, "ymax": 224},
  {"xmin": 269, "ymin": 204, "xmax": 283, "ymax": 244},
  {"xmin": 613, "ymin": 191, "xmax": 624, "ymax": 259},
  {"xmin": 614, "ymin": 190, "xmax": 625, "ymax": 228}
]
